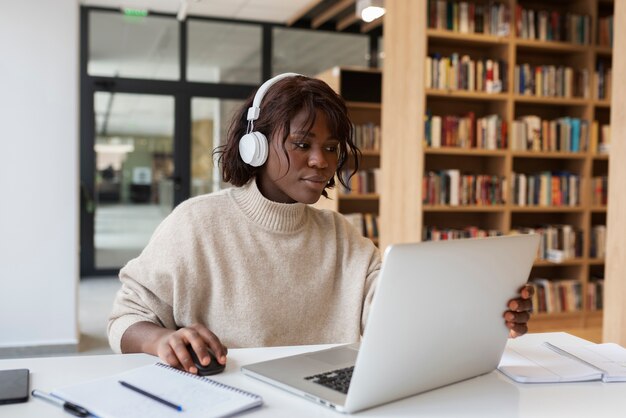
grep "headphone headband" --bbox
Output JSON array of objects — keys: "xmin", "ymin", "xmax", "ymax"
[{"xmin": 246, "ymin": 72, "xmax": 303, "ymax": 122}]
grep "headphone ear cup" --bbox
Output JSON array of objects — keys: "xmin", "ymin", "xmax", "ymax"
[{"xmin": 239, "ymin": 131, "xmax": 268, "ymax": 167}]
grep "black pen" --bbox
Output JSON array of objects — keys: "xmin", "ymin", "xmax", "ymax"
[
  {"xmin": 31, "ymin": 390, "xmax": 90, "ymax": 417},
  {"xmin": 118, "ymin": 380, "xmax": 183, "ymax": 411}
]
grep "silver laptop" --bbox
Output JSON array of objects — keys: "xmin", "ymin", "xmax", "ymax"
[{"xmin": 242, "ymin": 234, "xmax": 540, "ymax": 413}]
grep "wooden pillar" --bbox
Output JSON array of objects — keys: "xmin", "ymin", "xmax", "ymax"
[
  {"xmin": 603, "ymin": 0, "xmax": 626, "ymax": 344},
  {"xmin": 380, "ymin": 0, "xmax": 426, "ymax": 252}
]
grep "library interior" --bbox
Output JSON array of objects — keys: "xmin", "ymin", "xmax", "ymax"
[{"xmin": 2, "ymin": 0, "xmax": 626, "ymax": 416}]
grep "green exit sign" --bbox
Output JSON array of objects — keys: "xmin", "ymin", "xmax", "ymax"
[{"xmin": 122, "ymin": 8, "xmax": 148, "ymax": 17}]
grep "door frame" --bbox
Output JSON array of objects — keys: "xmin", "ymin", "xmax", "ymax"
[{"xmin": 79, "ymin": 7, "xmax": 259, "ymax": 276}]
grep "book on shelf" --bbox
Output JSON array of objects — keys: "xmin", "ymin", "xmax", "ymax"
[
  {"xmin": 426, "ymin": 53, "xmax": 506, "ymax": 93},
  {"xmin": 511, "ymin": 224, "xmax": 582, "ymax": 261},
  {"xmin": 587, "ymin": 277, "xmax": 604, "ymax": 311},
  {"xmin": 423, "ymin": 171, "xmax": 506, "ymax": 206},
  {"xmin": 598, "ymin": 15, "xmax": 614, "ymax": 47},
  {"xmin": 514, "ymin": 64, "xmax": 588, "ymax": 98},
  {"xmin": 514, "ymin": 6, "xmax": 591, "ymax": 44},
  {"xmin": 594, "ymin": 61, "xmax": 612, "ymax": 100},
  {"xmin": 426, "ymin": 112, "xmax": 507, "ymax": 150},
  {"xmin": 590, "ymin": 121, "xmax": 611, "ymax": 154},
  {"xmin": 343, "ymin": 213, "xmax": 379, "ymax": 240},
  {"xmin": 590, "ymin": 225, "xmax": 607, "ymax": 258},
  {"xmin": 422, "ymin": 226, "xmax": 502, "ymax": 241},
  {"xmin": 510, "ymin": 116, "xmax": 589, "ymax": 152},
  {"xmin": 428, "ymin": 0, "xmax": 510, "ymax": 36},
  {"xmin": 511, "ymin": 172, "xmax": 580, "ymax": 207},
  {"xmin": 592, "ymin": 177, "xmax": 608, "ymax": 206},
  {"xmin": 498, "ymin": 340, "xmax": 626, "ymax": 383},
  {"xmin": 340, "ymin": 168, "xmax": 380, "ymax": 195},
  {"xmin": 352, "ymin": 123, "xmax": 381, "ymax": 151},
  {"xmin": 529, "ymin": 278, "xmax": 582, "ymax": 314}
]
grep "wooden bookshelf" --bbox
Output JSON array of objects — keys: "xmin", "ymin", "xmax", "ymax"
[
  {"xmin": 314, "ymin": 67, "xmax": 382, "ymax": 245},
  {"xmin": 381, "ymin": 0, "xmax": 613, "ymax": 342}
]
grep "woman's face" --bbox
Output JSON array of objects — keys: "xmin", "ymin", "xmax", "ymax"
[{"xmin": 257, "ymin": 109, "xmax": 340, "ymax": 204}]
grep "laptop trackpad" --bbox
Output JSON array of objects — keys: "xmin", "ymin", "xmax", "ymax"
[{"xmin": 306, "ymin": 347, "xmax": 358, "ymax": 366}]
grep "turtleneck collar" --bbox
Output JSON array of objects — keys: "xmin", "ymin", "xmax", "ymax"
[{"xmin": 230, "ymin": 179, "xmax": 308, "ymax": 233}]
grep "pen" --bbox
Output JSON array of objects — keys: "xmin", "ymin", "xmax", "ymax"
[
  {"xmin": 31, "ymin": 389, "xmax": 90, "ymax": 417},
  {"xmin": 118, "ymin": 380, "xmax": 183, "ymax": 412}
]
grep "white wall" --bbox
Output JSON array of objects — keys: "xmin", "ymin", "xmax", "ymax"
[{"xmin": 0, "ymin": 0, "xmax": 79, "ymax": 348}]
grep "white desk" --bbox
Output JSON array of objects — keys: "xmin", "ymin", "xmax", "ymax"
[{"xmin": 1, "ymin": 332, "xmax": 625, "ymax": 417}]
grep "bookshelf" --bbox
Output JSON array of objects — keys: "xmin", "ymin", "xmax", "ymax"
[
  {"xmin": 381, "ymin": 0, "xmax": 613, "ymax": 342},
  {"xmin": 314, "ymin": 67, "xmax": 382, "ymax": 246}
]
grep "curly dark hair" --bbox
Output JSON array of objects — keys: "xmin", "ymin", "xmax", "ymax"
[{"xmin": 214, "ymin": 75, "xmax": 360, "ymax": 198}]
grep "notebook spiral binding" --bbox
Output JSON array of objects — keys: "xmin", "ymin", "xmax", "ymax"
[{"xmin": 155, "ymin": 362, "xmax": 261, "ymax": 399}]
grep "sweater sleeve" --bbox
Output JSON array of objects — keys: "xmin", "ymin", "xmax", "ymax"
[
  {"xmin": 107, "ymin": 204, "xmax": 194, "ymax": 354},
  {"xmin": 331, "ymin": 211, "xmax": 382, "ymax": 336},
  {"xmin": 360, "ymin": 246, "xmax": 381, "ymax": 336}
]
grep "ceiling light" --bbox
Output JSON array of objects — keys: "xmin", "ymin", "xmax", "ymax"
[{"xmin": 356, "ymin": 0, "xmax": 386, "ymax": 23}]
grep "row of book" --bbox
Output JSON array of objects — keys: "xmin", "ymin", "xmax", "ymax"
[
  {"xmin": 591, "ymin": 176, "xmax": 608, "ymax": 207},
  {"xmin": 587, "ymin": 278, "xmax": 604, "ymax": 311},
  {"xmin": 426, "ymin": 54, "xmax": 506, "ymax": 93},
  {"xmin": 595, "ymin": 61, "xmax": 612, "ymax": 100},
  {"xmin": 529, "ymin": 278, "xmax": 583, "ymax": 313},
  {"xmin": 511, "ymin": 172, "xmax": 580, "ymax": 207},
  {"xmin": 514, "ymin": 64, "xmax": 588, "ymax": 98},
  {"xmin": 343, "ymin": 213, "xmax": 379, "ymax": 240},
  {"xmin": 510, "ymin": 116, "xmax": 589, "ymax": 153},
  {"xmin": 427, "ymin": 1, "xmax": 509, "ymax": 35},
  {"xmin": 424, "ymin": 112, "xmax": 507, "ymax": 149},
  {"xmin": 352, "ymin": 123, "xmax": 381, "ymax": 152},
  {"xmin": 340, "ymin": 169, "xmax": 380, "ymax": 195},
  {"xmin": 423, "ymin": 114, "xmax": 610, "ymax": 155},
  {"xmin": 422, "ymin": 170, "xmax": 506, "ymax": 206},
  {"xmin": 422, "ymin": 226, "xmax": 502, "ymax": 241},
  {"xmin": 427, "ymin": 1, "xmax": 611, "ymax": 48},
  {"xmin": 591, "ymin": 225, "xmax": 607, "ymax": 259},
  {"xmin": 598, "ymin": 15, "xmax": 614, "ymax": 47},
  {"xmin": 592, "ymin": 123, "xmax": 611, "ymax": 154},
  {"xmin": 423, "ymin": 225, "xmax": 607, "ymax": 262},
  {"xmin": 531, "ymin": 278, "xmax": 606, "ymax": 313},
  {"xmin": 511, "ymin": 225, "xmax": 582, "ymax": 261},
  {"xmin": 514, "ymin": 6, "xmax": 591, "ymax": 45}
]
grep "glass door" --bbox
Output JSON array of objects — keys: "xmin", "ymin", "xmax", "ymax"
[{"xmin": 84, "ymin": 92, "xmax": 177, "ymax": 273}]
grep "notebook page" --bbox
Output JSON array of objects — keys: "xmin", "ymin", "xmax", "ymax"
[
  {"xmin": 551, "ymin": 343, "xmax": 626, "ymax": 382},
  {"xmin": 53, "ymin": 363, "xmax": 262, "ymax": 418},
  {"xmin": 498, "ymin": 344, "xmax": 603, "ymax": 383}
]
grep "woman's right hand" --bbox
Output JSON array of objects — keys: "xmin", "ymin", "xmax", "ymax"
[{"xmin": 154, "ymin": 323, "xmax": 228, "ymax": 374}]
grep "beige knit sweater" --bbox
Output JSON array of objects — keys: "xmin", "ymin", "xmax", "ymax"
[{"xmin": 107, "ymin": 180, "xmax": 381, "ymax": 353}]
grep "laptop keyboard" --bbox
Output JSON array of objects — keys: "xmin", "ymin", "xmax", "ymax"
[{"xmin": 304, "ymin": 366, "xmax": 354, "ymax": 394}]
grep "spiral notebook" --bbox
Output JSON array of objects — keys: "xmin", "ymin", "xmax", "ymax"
[{"xmin": 52, "ymin": 363, "xmax": 263, "ymax": 418}]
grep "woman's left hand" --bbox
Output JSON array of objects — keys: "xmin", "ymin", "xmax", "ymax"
[{"xmin": 504, "ymin": 285, "xmax": 534, "ymax": 338}]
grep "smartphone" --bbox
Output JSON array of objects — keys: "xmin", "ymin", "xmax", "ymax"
[{"xmin": 0, "ymin": 369, "xmax": 30, "ymax": 405}]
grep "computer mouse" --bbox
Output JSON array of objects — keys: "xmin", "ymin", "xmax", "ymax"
[{"xmin": 187, "ymin": 345, "xmax": 226, "ymax": 376}]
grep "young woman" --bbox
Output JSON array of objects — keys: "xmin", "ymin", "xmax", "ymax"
[{"xmin": 108, "ymin": 74, "xmax": 533, "ymax": 374}]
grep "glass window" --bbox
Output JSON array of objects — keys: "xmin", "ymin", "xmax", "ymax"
[
  {"xmin": 187, "ymin": 20, "xmax": 262, "ymax": 84},
  {"xmin": 272, "ymin": 27, "xmax": 369, "ymax": 76},
  {"xmin": 190, "ymin": 98, "xmax": 245, "ymax": 196},
  {"xmin": 93, "ymin": 92, "xmax": 175, "ymax": 269},
  {"xmin": 89, "ymin": 11, "xmax": 179, "ymax": 80}
]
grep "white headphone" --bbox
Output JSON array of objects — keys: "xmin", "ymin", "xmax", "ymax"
[{"xmin": 239, "ymin": 72, "xmax": 303, "ymax": 167}]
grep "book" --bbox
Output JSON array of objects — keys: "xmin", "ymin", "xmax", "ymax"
[
  {"xmin": 52, "ymin": 363, "xmax": 263, "ymax": 418},
  {"xmin": 498, "ymin": 341, "xmax": 626, "ymax": 383}
]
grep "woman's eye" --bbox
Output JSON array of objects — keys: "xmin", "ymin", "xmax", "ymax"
[{"xmin": 325, "ymin": 146, "xmax": 338, "ymax": 152}]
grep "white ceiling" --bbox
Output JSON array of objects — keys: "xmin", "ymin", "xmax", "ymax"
[{"xmin": 81, "ymin": 0, "xmax": 314, "ymax": 23}]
